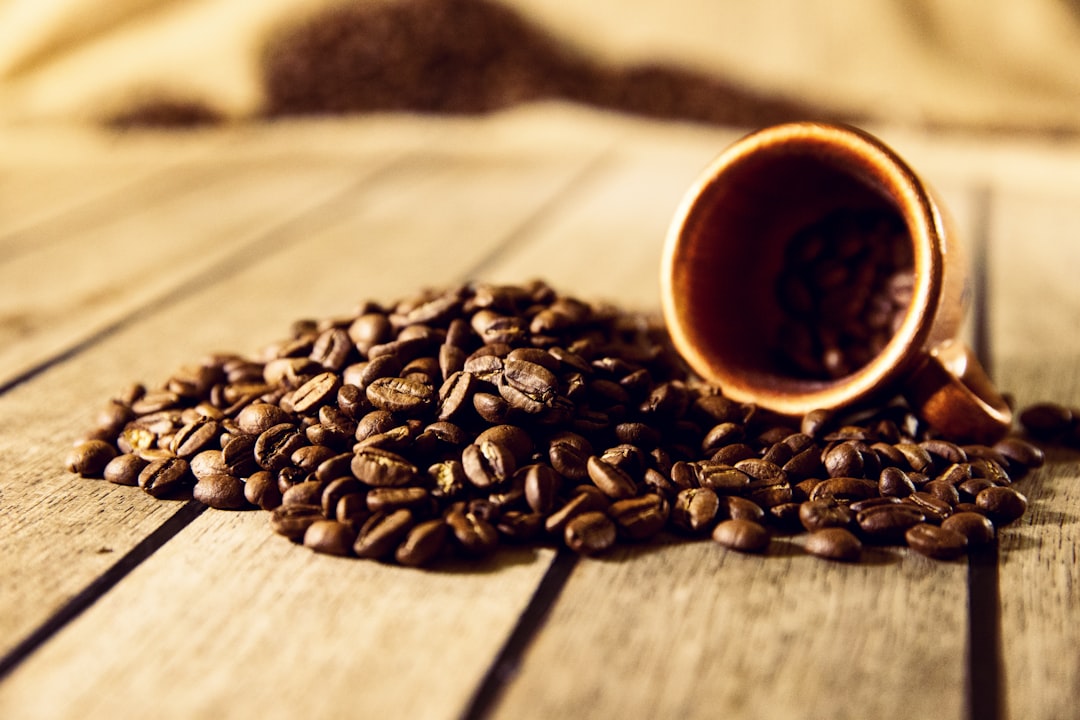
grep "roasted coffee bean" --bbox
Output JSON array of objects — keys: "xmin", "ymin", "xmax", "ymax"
[
  {"xmin": 672, "ymin": 488, "xmax": 721, "ymax": 534},
  {"xmin": 1018, "ymin": 402, "xmax": 1073, "ymax": 440},
  {"xmin": 354, "ymin": 509, "xmax": 414, "ymax": 559},
  {"xmin": 712, "ymin": 518, "xmax": 770, "ymax": 553},
  {"xmin": 499, "ymin": 359, "xmax": 557, "ymax": 413},
  {"xmin": 291, "ymin": 372, "xmax": 342, "ymax": 414},
  {"xmin": 475, "ymin": 424, "xmax": 534, "ymax": 464},
  {"xmin": 103, "ymin": 452, "xmax": 149, "ymax": 486},
  {"xmin": 857, "ymin": 503, "xmax": 925, "ymax": 543},
  {"xmin": 957, "ymin": 478, "xmax": 995, "ymax": 503},
  {"xmin": 245, "ymin": 470, "xmax": 283, "ymax": 510},
  {"xmin": 719, "ymin": 496, "xmax": 766, "ymax": 523},
  {"xmin": 736, "ymin": 458, "xmax": 791, "ymax": 507},
  {"xmin": 805, "ymin": 527, "xmax": 862, "ymax": 562},
  {"xmin": 496, "ymin": 511, "xmax": 545, "ymax": 542},
  {"xmin": 565, "ymin": 511, "xmax": 617, "ymax": 555},
  {"xmin": 194, "ymin": 473, "xmax": 248, "ymax": 510},
  {"xmin": 906, "ymin": 491, "xmax": 953, "ymax": 523},
  {"xmin": 236, "ymin": 403, "xmax": 292, "ymax": 435},
  {"xmin": 291, "ymin": 444, "xmax": 337, "ymax": 472},
  {"xmin": 366, "ymin": 376, "xmax": 434, "ymax": 415},
  {"xmin": 462, "ymin": 440, "xmax": 516, "ymax": 489},
  {"xmin": 586, "ymin": 455, "xmax": 637, "ymax": 500},
  {"xmin": 695, "ymin": 462, "xmax": 751, "ymax": 495},
  {"xmin": 522, "ymin": 463, "xmax": 561, "ymax": 514},
  {"xmin": 879, "ymin": 466, "xmax": 916, "ymax": 498},
  {"xmin": 320, "ymin": 476, "xmax": 363, "ymax": 517},
  {"xmin": 923, "ymin": 479, "xmax": 961, "ymax": 506},
  {"xmin": 809, "ymin": 477, "xmax": 878, "ymax": 504},
  {"xmin": 304, "ymin": 519, "xmax": 358, "ymax": 556},
  {"xmin": 66, "ymin": 440, "xmax": 117, "ymax": 477},
  {"xmin": 428, "ymin": 459, "xmax": 467, "ymax": 499},
  {"xmin": 138, "ymin": 457, "xmax": 192, "ymax": 498},
  {"xmin": 993, "ymin": 437, "xmax": 1045, "ymax": 471},
  {"xmin": 190, "ymin": 449, "xmax": 228, "ymax": 480},
  {"xmin": 437, "ymin": 371, "xmax": 476, "ymax": 421},
  {"xmin": 222, "ymin": 432, "xmax": 259, "ymax": 477},
  {"xmin": 799, "ymin": 499, "xmax": 854, "ymax": 533},
  {"xmin": 941, "ymin": 511, "xmax": 995, "ymax": 547},
  {"xmin": 894, "ymin": 443, "xmax": 934, "ymax": 474},
  {"xmin": 270, "ymin": 503, "xmax": 323, "ymax": 541},
  {"xmin": 824, "ymin": 442, "xmax": 864, "ymax": 477},
  {"xmin": 905, "ymin": 523, "xmax": 968, "ymax": 560},
  {"xmin": 170, "ymin": 418, "xmax": 220, "ymax": 458},
  {"xmin": 282, "ymin": 480, "xmax": 327, "ymax": 507},
  {"xmin": 366, "ymin": 487, "xmax": 431, "ymax": 514},
  {"xmin": 254, "ymin": 423, "xmax": 306, "ymax": 472},
  {"xmin": 608, "ymin": 494, "xmax": 669, "ymax": 540},
  {"xmin": 975, "ymin": 486, "xmax": 1028, "ymax": 526},
  {"xmin": 351, "ymin": 447, "xmax": 418, "ymax": 487},
  {"xmin": 446, "ymin": 507, "xmax": 499, "ymax": 556},
  {"xmin": 544, "ymin": 488, "xmax": 609, "ymax": 535},
  {"xmin": 710, "ymin": 443, "xmax": 757, "ymax": 465},
  {"xmin": 395, "ymin": 519, "xmax": 449, "ymax": 566}
]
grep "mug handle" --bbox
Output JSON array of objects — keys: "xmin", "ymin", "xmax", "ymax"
[{"xmin": 903, "ymin": 340, "xmax": 1013, "ymax": 445}]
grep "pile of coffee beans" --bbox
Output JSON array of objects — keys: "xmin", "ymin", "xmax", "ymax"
[
  {"xmin": 67, "ymin": 280, "xmax": 1046, "ymax": 566},
  {"xmin": 775, "ymin": 208, "xmax": 914, "ymax": 379}
]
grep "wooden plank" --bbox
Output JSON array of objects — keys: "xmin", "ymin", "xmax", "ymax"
[
  {"xmin": 990, "ymin": 188, "xmax": 1080, "ymax": 720},
  {"xmin": 0, "ymin": 156, "xmax": 396, "ymax": 387},
  {"xmin": 0, "ymin": 129, "xmax": 609, "ymax": 717}
]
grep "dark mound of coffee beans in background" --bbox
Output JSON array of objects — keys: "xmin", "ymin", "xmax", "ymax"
[{"xmin": 66, "ymin": 280, "xmax": 1058, "ymax": 566}]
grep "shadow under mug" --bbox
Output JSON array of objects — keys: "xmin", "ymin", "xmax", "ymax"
[{"xmin": 660, "ymin": 122, "xmax": 1011, "ymax": 444}]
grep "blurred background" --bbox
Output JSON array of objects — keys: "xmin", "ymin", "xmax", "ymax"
[{"xmin": 1, "ymin": 0, "xmax": 1078, "ymax": 135}]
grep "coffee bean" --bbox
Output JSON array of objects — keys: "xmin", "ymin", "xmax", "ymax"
[
  {"xmin": 245, "ymin": 470, "xmax": 283, "ymax": 510},
  {"xmin": 354, "ymin": 509, "xmax": 414, "ymax": 559},
  {"xmin": 170, "ymin": 418, "xmax": 220, "ymax": 458},
  {"xmin": 523, "ymin": 463, "xmax": 561, "ymax": 514},
  {"xmin": 975, "ymin": 486, "xmax": 1028, "ymax": 526},
  {"xmin": 809, "ymin": 477, "xmax": 878, "ymax": 504},
  {"xmin": 712, "ymin": 518, "xmax": 770, "ymax": 553},
  {"xmin": 695, "ymin": 462, "xmax": 751, "ymax": 495},
  {"xmin": 608, "ymin": 494, "xmax": 669, "ymax": 540},
  {"xmin": 304, "ymin": 519, "xmax": 358, "ymax": 556},
  {"xmin": 365, "ymin": 376, "xmax": 434, "ymax": 415},
  {"xmin": 879, "ymin": 466, "xmax": 916, "ymax": 498},
  {"xmin": 291, "ymin": 372, "xmax": 342, "ymax": 414},
  {"xmin": 905, "ymin": 523, "xmax": 968, "ymax": 560},
  {"xmin": 138, "ymin": 457, "xmax": 192, "ymax": 498},
  {"xmin": 993, "ymin": 437, "xmax": 1045, "ymax": 472},
  {"xmin": 941, "ymin": 511, "xmax": 996, "ymax": 547},
  {"xmin": 395, "ymin": 519, "xmax": 449, "ymax": 566},
  {"xmin": 672, "ymin": 487, "xmax": 721, "ymax": 534},
  {"xmin": 857, "ymin": 503, "xmax": 925, "ymax": 543},
  {"xmin": 586, "ymin": 455, "xmax": 637, "ymax": 500},
  {"xmin": 544, "ymin": 488, "xmax": 609, "ymax": 535},
  {"xmin": 798, "ymin": 499, "xmax": 854, "ymax": 533},
  {"xmin": 194, "ymin": 473, "xmax": 248, "ymax": 509},
  {"xmin": 565, "ymin": 511, "xmax": 617, "ymax": 555},
  {"xmin": 351, "ymin": 447, "xmax": 418, "ymax": 487},
  {"xmin": 270, "ymin": 503, "xmax": 323, "ymax": 541},
  {"xmin": 462, "ymin": 440, "xmax": 516, "ymax": 489},
  {"xmin": 446, "ymin": 507, "xmax": 499, "ymax": 556},
  {"xmin": 805, "ymin": 527, "xmax": 862, "ymax": 561},
  {"xmin": 222, "ymin": 432, "xmax": 260, "ymax": 477},
  {"xmin": 66, "ymin": 440, "xmax": 117, "ymax": 477},
  {"xmin": 254, "ymin": 423, "xmax": 306, "ymax": 472},
  {"xmin": 719, "ymin": 496, "xmax": 766, "ymax": 523},
  {"xmin": 102, "ymin": 452, "xmax": 148, "ymax": 486},
  {"xmin": 1018, "ymin": 402, "xmax": 1073, "ymax": 440}
]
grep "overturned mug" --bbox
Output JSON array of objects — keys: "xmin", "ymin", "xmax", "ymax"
[{"xmin": 660, "ymin": 122, "xmax": 1011, "ymax": 444}]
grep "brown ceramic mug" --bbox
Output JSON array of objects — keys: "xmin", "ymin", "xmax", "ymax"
[{"xmin": 660, "ymin": 122, "xmax": 1011, "ymax": 444}]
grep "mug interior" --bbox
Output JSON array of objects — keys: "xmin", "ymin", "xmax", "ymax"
[{"xmin": 662, "ymin": 123, "xmax": 942, "ymax": 415}]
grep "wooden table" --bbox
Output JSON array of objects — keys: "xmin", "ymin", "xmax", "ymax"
[{"xmin": 0, "ymin": 104, "xmax": 1077, "ymax": 720}]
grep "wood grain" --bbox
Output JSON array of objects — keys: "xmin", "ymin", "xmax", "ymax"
[{"xmin": 990, "ymin": 191, "xmax": 1080, "ymax": 720}]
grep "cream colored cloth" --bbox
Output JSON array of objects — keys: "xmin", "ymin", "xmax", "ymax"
[{"xmin": 1, "ymin": 0, "xmax": 1079, "ymax": 131}]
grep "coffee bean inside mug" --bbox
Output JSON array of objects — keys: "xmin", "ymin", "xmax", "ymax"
[
  {"xmin": 774, "ymin": 208, "xmax": 913, "ymax": 380},
  {"xmin": 66, "ymin": 278, "xmax": 1053, "ymax": 568}
]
